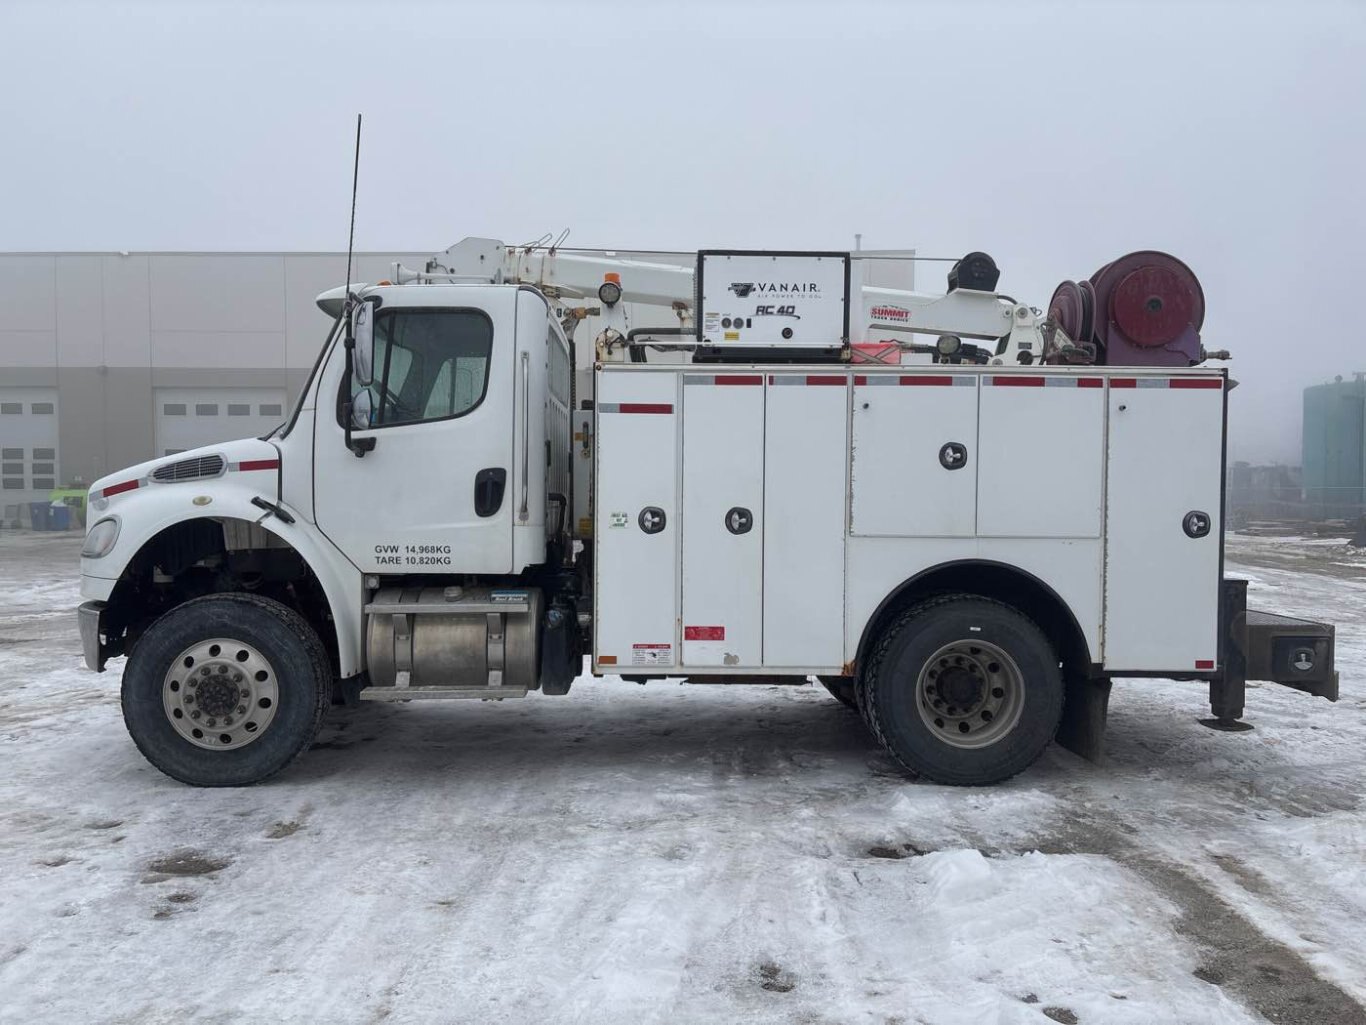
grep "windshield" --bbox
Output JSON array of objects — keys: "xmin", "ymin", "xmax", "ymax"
[{"xmin": 270, "ymin": 316, "xmax": 342, "ymax": 440}]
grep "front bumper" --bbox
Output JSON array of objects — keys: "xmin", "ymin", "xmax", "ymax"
[{"xmin": 78, "ymin": 601, "xmax": 108, "ymax": 673}]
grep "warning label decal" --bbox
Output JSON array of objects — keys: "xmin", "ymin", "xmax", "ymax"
[{"xmin": 630, "ymin": 643, "xmax": 674, "ymax": 667}]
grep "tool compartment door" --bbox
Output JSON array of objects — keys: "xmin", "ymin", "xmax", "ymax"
[
  {"xmin": 977, "ymin": 375, "xmax": 1105, "ymax": 537},
  {"xmin": 1104, "ymin": 375, "xmax": 1225, "ymax": 671},
  {"xmin": 851, "ymin": 373, "xmax": 978, "ymax": 537},
  {"xmin": 594, "ymin": 371, "xmax": 679, "ymax": 672},
  {"xmin": 681, "ymin": 373, "xmax": 765, "ymax": 666},
  {"xmin": 764, "ymin": 373, "xmax": 848, "ymax": 667}
]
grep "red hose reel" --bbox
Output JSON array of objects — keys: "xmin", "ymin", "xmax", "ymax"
[{"xmin": 1048, "ymin": 251, "xmax": 1205, "ymax": 366}]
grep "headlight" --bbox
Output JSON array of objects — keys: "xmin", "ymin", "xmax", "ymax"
[{"xmin": 82, "ymin": 517, "xmax": 120, "ymax": 559}]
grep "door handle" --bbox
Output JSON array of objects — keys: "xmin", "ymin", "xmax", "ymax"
[
  {"xmin": 1183, "ymin": 510, "xmax": 1211, "ymax": 538},
  {"xmin": 475, "ymin": 468, "xmax": 507, "ymax": 518},
  {"xmin": 939, "ymin": 442, "xmax": 968, "ymax": 470},
  {"xmin": 725, "ymin": 507, "xmax": 753, "ymax": 535}
]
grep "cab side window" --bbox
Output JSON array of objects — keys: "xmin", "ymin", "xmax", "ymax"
[{"xmin": 359, "ymin": 309, "xmax": 494, "ymax": 428}]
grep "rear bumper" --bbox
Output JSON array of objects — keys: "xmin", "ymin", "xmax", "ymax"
[
  {"xmin": 1212, "ymin": 578, "xmax": 1338, "ymax": 720},
  {"xmin": 78, "ymin": 601, "xmax": 108, "ymax": 673},
  {"xmin": 1242, "ymin": 607, "xmax": 1338, "ymax": 701}
]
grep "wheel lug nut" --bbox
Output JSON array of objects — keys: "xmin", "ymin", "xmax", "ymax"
[
  {"xmin": 237, "ymin": 705, "xmax": 246, "ymax": 714},
  {"xmin": 218, "ymin": 665, "xmax": 227, "ymax": 674},
  {"xmin": 224, "ymin": 717, "xmax": 233, "ymax": 726},
  {"xmin": 240, "ymin": 690, "xmax": 250, "ymax": 699},
  {"xmin": 184, "ymin": 695, "xmax": 194, "ymax": 705},
  {"xmin": 201, "ymin": 667, "xmax": 211, "ymax": 676},
  {"xmin": 191, "ymin": 711, "xmax": 201, "ymax": 720},
  {"xmin": 189, "ymin": 680, "xmax": 198, "ymax": 688},
  {"xmin": 207, "ymin": 718, "xmax": 217, "ymax": 727}
]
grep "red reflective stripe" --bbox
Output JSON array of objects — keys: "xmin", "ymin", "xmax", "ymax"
[
  {"xmin": 805, "ymin": 375, "xmax": 846, "ymax": 386},
  {"xmin": 899, "ymin": 376, "xmax": 953, "ymax": 387},
  {"xmin": 1110, "ymin": 378, "xmax": 1137, "ymax": 389},
  {"xmin": 1170, "ymin": 378, "xmax": 1223, "ymax": 390},
  {"xmin": 1077, "ymin": 378, "xmax": 1103, "ymax": 388},
  {"xmin": 1195, "ymin": 659, "xmax": 1215, "ymax": 670},
  {"xmin": 101, "ymin": 479, "xmax": 140, "ymax": 498},
  {"xmin": 993, "ymin": 376, "xmax": 1046, "ymax": 387},
  {"xmin": 713, "ymin": 375, "xmax": 762, "ymax": 386},
  {"xmin": 237, "ymin": 459, "xmax": 279, "ymax": 472},
  {"xmin": 684, "ymin": 626, "xmax": 725, "ymax": 641},
  {"xmin": 619, "ymin": 403, "xmax": 673, "ymax": 414},
  {"xmin": 854, "ymin": 375, "xmax": 868, "ymax": 386}
]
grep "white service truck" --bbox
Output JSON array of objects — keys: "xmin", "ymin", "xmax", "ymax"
[{"xmin": 76, "ymin": 239, "xmax": 1338, "ymax": 787}]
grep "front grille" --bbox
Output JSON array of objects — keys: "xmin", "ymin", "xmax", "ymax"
[{"xmin": 151, "ymin": 454, "xmax": 226, "ymax": 483}]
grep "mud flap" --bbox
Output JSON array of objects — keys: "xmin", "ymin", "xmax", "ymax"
[
  {"xmin": 1056, "ymin": 670, "xmax": 1112, "ymax": 763},
  {"xmin": 539, "ymin": 605, "xmax": 577, "ymax": 696}
]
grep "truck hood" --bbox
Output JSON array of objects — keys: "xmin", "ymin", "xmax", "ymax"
[{"xmin": 88, "ymin": 437, "xmax": 281, "ymax": 502}]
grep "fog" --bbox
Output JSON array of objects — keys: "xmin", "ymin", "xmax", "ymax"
[{"xmin": 4, "ymin": 0, "xmax": 1363, "ymax": 463}]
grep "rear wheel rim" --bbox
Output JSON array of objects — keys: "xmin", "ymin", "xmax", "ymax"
[
  {"xmin": 162, "ymin": 638, "xmax": 280, "ymax": 751},
  {"xmin": 915, "ymin": 639, "xmax": 1024, "ymax": 750}
]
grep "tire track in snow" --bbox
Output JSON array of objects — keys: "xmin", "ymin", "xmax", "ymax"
[{"xmin": 1013, "ymin": 809, "xmax": 1366, "ymax": 1025}]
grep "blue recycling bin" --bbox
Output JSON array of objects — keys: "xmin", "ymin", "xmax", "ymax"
[
  {"xmin": 28, "ymin": 503, "xmax": 51, "ymax": 531},
  {"xmin": 49, "ymin": 506, "xmax": 71, "ymax": 531}
]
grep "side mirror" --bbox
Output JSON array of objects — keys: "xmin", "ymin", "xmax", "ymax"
[
  {"xmin": 350, "ymin": 389, "xmax": 374, "ymax": 429},
  {"xmin": 351, "ymin": 300, "xmax": 375, "ymax": 387}
]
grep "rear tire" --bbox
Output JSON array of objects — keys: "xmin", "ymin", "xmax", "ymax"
[
  {"xmin": 818, "ymin": 676, "xmax": 858, "ymax": 710},
  {"xmin": 121, "ymin": 593, "xmax": 331, "ymax": 787},
  {"xmin": 864, "ymin": 595, "xmax": 1063, "ymax": 785}
]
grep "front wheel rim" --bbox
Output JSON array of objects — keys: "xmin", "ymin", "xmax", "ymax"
[
  {"xmin": 915, "ymin": 639, "xmax": 1025, "ymax": 750},
  {"xmin": 162, "ymin": 638, "xmax": 280, "ymax": 751}
]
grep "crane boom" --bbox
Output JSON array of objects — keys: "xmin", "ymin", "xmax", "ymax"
[{"xmin": 403, "ymin": 237, "xmax": 1049, "ymax": 364}]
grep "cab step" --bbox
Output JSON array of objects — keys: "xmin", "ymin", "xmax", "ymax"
[{"xmin": 358, "ymin": 685, "xmax": 528, "ymax": 701}]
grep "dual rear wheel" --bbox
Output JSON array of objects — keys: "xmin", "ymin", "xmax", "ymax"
[{"xmin": 824, "ymin": 596, "xmax": 1064, "ymax": 786}]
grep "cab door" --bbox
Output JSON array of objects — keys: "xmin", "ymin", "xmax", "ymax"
[{"xmin": 313, "ymin": 287, "xmax": 518, "ymax": 574}]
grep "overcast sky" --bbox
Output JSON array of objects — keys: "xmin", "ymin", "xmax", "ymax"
[{"xmin": 4, "ymin": 0, "xmax": 1363, "ymax": 463}]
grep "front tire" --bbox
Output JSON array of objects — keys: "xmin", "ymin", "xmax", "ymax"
[
  {"xmin": 121, "ymin": 593, "xmax": 331, "ymax": 786},
  {"xmin": 864, "ymin": 595, "xmax": 1063, "ymax": 785}
]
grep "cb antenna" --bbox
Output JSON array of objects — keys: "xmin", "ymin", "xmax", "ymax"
[
  {"xmin": 342, "ymin": 114, "xmax": 373, "ymax": 457},
  {"xmin": 345, "ymin": 113, "xmax": 362, "ymax": 305}
]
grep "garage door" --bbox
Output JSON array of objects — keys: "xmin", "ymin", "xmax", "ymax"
[
  {"xmin": 0, "ymin": 387, "xmax": 60, "ymax": 506},
  {"xmin": 154, "ymin": 388, "xmax": 288, "ymax": 458}
]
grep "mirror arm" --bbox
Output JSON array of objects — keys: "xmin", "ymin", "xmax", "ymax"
[{"xmin": 346, "ymin": 400, "xmax": 375, "ymax": 457}]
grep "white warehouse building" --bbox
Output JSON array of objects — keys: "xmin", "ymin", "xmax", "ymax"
[{"xmin": 0, "ymin": 251, "xmax": 426, "ymax": 520}]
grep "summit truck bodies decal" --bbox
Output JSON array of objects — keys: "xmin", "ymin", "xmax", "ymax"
[{"xmin": 869, "ymin": 304, "xmax": 912, "ymax": 323}]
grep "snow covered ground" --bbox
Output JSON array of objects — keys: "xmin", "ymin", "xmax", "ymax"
[{"xmin": 1, "ymin": 531, "xmax": 1363, "ymax": 1025}]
